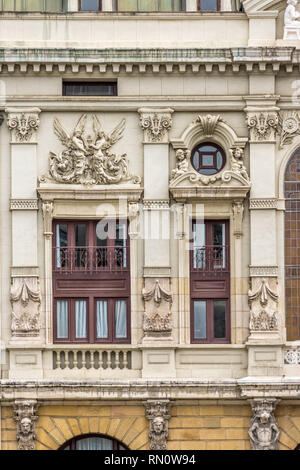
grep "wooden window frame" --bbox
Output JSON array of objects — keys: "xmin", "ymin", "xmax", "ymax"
[
  {"xmin": 190, "ymin": 219, "xmax": 230, "ymax": 344},
  {"xmin": 78, "ymin": 0, "xmax": 102, "ymax": 10},
  {"xmin": 197, "ymin": 0, "xmax": 221, "ymax": 11}
]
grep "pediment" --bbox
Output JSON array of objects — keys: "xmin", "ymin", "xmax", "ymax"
[{"xmin": 243, "ymin": 0, "xmax": 285, "ymax": 14}]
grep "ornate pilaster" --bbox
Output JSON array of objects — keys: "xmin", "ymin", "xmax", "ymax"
[
  {"xmin": 14, "ymin": 400, "xmax": 39, "ymax": 450},
  {"xmin": 249, "ymin": 399, "xmax": 280, "ymax": 451},
  {"xmin": 6, "ymin": 108, "xmax": 40, "ymax": 143},
  {"xmin": 145, "ymin": 400, "xmax": 171, "ymax": 450},
  {"xmin": 138, "ymin": 108, "xmax": 173, "ymax": 144}
]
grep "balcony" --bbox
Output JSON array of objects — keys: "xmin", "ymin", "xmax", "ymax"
[
  {"xmin": 192, "ymin": 245, "xmax": 229, "ymax": 274},
  {"xmin": 53, "ymin": 246, "xmax": 129, "ymax": 274}
]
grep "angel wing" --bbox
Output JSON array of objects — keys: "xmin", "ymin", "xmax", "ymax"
[
  {"xmin": 74, "ymin": 114, "xmax": 88, "ymax": 135},
  {"xmin": 92, "ymin": 114, "xmax": 102, "ymax": 135},
  {"xmin": 107, "ymin": 119, "xmax": 126, "ymax": 147},
  {"xmin": 53, "ymin": 118, "xmax": 72, "ymax": 148}
]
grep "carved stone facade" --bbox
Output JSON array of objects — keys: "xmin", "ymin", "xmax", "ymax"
[
  {"xmin": 145, "ymin": 400, "xmax": 171, "ymax": 451},
  {"xmin": 6, "ymin": 108, "xmax": 41, "ymax": 143},
  {"xmin": 139, "ymin": 108, "xmax": 173, "ymax": 143},
  {"xmin": 246, "ymin": 112, "xmax": 279, "ymax": 142},
  {"xmin": 248, "ymin": 278, "xmax": 279, "ymax": 332},
  {"xmin": 249, "ymin": 400, "xmax": 280, "ymax": 450},
  {"xmin": 10, "ymin": 277, "xmax": 41, "ymax": 337},
  {"xmin": 142, "ymin": 279, "xmax": 173, "ymax": 336},
  {"xmin": 14, "ymin": 400, "xmax": 39, "ymax": 451}
]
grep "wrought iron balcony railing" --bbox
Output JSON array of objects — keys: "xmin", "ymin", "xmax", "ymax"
[
  {"xmin": 192, "ymin": 245, "xmax": 229, "ymax": 272},
  {"xmin": 53, "ymin": 246, "xmax": 128, "ymax": 273}
]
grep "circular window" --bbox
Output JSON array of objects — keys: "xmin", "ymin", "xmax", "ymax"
[{"xmin": 191, "ymin": 142, "xmax": 226, "ymax": 176}]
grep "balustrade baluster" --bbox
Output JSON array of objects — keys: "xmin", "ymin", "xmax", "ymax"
[
  {"xmin": 99, "ymin": 351, "xmax": 103, "ymax": 369},
  {"xmin": 115, "ymin": 351, "xmax": 120, "ymax": 369},
  {"xmin": 123, "ymin": 351, "xmax": 128, "ymax": 369},
  {"xmin": 107, "ymin": 350, "xmax": 112, "ymax": 368},
  {"xmin": 73, "ymin": 351, "xmax": 78, "ymax": 369},
  {"xmin": 64, "ymin": 350, "xmax": 70, "ymax": 369},
  {"xmin": 56, "ymin": 351, "xmax": 62, "ymax": 369},
  {"xmin": 90, "ymin": 351, "xmax": 95, "ymax": 369},
  {"xmin": 82, "ymin": 350, "xmax": 86, "ymax": 369}
]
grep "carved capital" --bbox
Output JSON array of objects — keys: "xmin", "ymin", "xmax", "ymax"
[
  {"xmin": 14, "ymin": 400, "xmax": 39, "ymax": 451},
  {"xmin": 142, "ymin": 279, "xmax": 173, "ymax": 337},
  {"xmin": 249, "ymin": 399, "xmax": 280, "ymax": 451},
  {"xmin": 145, "ymin": 400, "xmax": 171, "ymax": 450},
  {"xmin": 246, "ymin": 111, "xmax": 279, "ymax": 142},
  {"xmin": 232, "ymin": 201, "xmax": 244, "ymax": 238},
  {"xmin": 10, "ymin": 277, "xmax": 41, "ymax": 337},
  {"xmin": 248, "ymin": 278, "xmax": 279, "ymax": 332},
  {"xmin": 6, "ymin": 107, "xmax": 41, "ymax": 143},
  {"xmin": 42, "ymin": 201, "xmax": 54, "ymax": 239},
  {"xmin": 138, "ymin": 108, "xmax": 174, "ymax": 143}
]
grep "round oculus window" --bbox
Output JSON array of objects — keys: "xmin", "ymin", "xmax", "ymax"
[{"xmin": 191, "ymin": 142, "xmax": 226, "ymax": 176}]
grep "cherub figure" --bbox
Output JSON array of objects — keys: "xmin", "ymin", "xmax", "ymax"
[
  {"xmin": 231, "ymin": 147, "xmax": 249, "ymax": 182},
  {"xmin": 171, "ymin": 149, "xmax": 189, "ymax": 179},
  {"xmin": 285, "ymin": 0, "xmax": 300, "ymax": 26}
]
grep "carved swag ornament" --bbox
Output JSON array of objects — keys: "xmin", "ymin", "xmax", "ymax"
[
  {"xmin": 43, "ymin": 114, "xmax": 141, "ymax": 186},
  {"xmin": 248, "ymin": 278, "xmax": 279, "ymax": 331},
  {"xmin": 145, "ymin": 400, "xmax": 171, "ymax": 450},
  {"xmin": 142, "ymin": 279, "xmax": 173, "ymax": 335},
  {"xmin": 249, "ymin": 400, "xmax": 280, "ymax": 450},
  {"xmin": 10, "ymin": 277, "xmax": 41, "ymax": 336},
  {"xmin": 14, "ymin": 400, "xmax": 39, "ymax": 451}
]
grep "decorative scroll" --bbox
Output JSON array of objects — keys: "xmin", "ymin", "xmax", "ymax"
[
  {"xmin": 14, "ymin": 400, "xmax": 39, "ymax": 451},
  {"xmin": 145, "ymin": 400, "xmax": 171, "ymax": 451},
  {"xmin": 139, "ymin": 108, "xmax": 173, "ymax": 143},
  {"xmin": 249, "ymin": 400, "xmax": 280, "ymax": 451},
  {"xmin": 6, "ymin": 109, "xmax": 40, "ymax": 143},
  {"xmin": 248, "ymin": 278, "xmax": 279, "ymax": 331},
  {"xmin": 246, "ymin": 112, "xmax": 279, "ymax": 142},
  {"xmin": 10, "ymin": 277, "xmax": 41, "ymax": 336}
]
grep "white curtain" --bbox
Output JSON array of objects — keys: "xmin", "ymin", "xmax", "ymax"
[
  {"xmin": 115, "ymin": 300, "xmax": 127, "ymax": 338},
  {"xmin": 76, "ymin": 437, "xmax": 113, "ymax": 450},
  {"xmin": 57, "ymin": 300, "xmax": 68, "ymax": 338},
  {"xmin": 96, "ymin": 301, "xmax": 108, "ymax": 338},
  {"xmin": 56, "ymin": 224, "xmax": 61, "ymax": 268},
  {"xmin": 75, "ymin": 301, "xmax": 87, "ymax": 338}
]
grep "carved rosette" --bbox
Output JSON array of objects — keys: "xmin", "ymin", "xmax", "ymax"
[
  {"xmin": 246, "ymin": 112, "xmax": 279, "ymax": 142},
  {"xmin": 248, "ymin": 278, "xmax": 279, "ymax": 333},
  {"xmin": 249, "ymin": 399, "xmax": 280, "ymax": 451},
  {"xmin": 10, "ymin": 277, "xmax": 41, "ymax": 337},
  {"xmin": 139, "ymin": 108, "xmax": 174, "ymax": 143},
  {"xmin": 145, "ymin": 400, "xmax": 171, "ymax": 451},
  {"xmin": 142, "ymin": 279, "xmax": 173, "ymax": 337},
  {"xmin": 14, "ymin": 400, "xmax": 39, "ymax": 451},
  {"xmin": 278, "ymin": 111, "xmax": 300, "ymax": 148},
  {"xmin": 6, "ymin": 108, "xmax": 41, "ymax": 143}
]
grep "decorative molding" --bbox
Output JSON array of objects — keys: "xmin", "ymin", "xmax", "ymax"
[
  {"xmin": 246, "ymin": 111, "xmax": 279, "ymax": 142},
  {"xmin": 142, "ymin": 279, "xmax": 173, "ymax": 336},
  {"xmin": 249, "ymin": 399, "xmax": 280, "ymax": 451},
  {"xmin": 5, "ymin": 108, "xmax": 41, "ymax": 143},
  {"xmin": 10, "ymin": 277, "xmax": 41, "ymax": 337},
  {"xmin": 232, "ymin": 201, "xmax": 244, "ymax": 238},
  {"xmin": 285, "ymin": 347, "xmax": 300, "ymax": 365},
  {"xmin": 42, "ymin": 201, "xmax": 54, "ymax": 239},
  {"xmin": 42, "ymin": 114, "xmax": 141, "ymax": 186},
  {"xmin": 14, "ymin": 400, "xmax": 39, "ymax": 451},
  {"xmin": 249, "ymin": 198, "xmax": 278, "ymax": 210},
  {"xmin": 248, "ymin": 278, "xmax": 279, "ymax": 332},
  {"xmin": 249, "ymin": 266, "xmax": 278, "ymax": 277},
  {"xmin": 138, "ymin": 108, "xmax": 174, "ymax": 144},
  {"xmin": 143, "ymin": 200, "xmax": 170, "ymax": 210},
  {"xmin": 278, "ymin": 111, "xmax": 300, "ymax": 148},
  {"xmin": 145, "ymin": 400, "xmax": 171, "ymax": 451},
  {"xmin": 10, "ymin": 199, "xmax": 39, "ymax": 211},
  {"xmin": 196, "ymin": 114, "xmax": 223, "ymax": 136}
]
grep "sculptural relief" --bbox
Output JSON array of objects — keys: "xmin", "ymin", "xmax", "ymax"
[
  {"xmin": 14, "ymin": 400, "xmax": 39, "ymax": 451},
  {"xmin": 10, "ymin": 277, "xmax": 41, "ymax": 337},
  {"xmin": 248, "ymin": 278, "xmax": 279, "ymax": 331},
  {"xmin": 249, "ymin": 400, "xmax": 280, "ymax": 450},
  {"xmin": 142, "ymin": 279, "xmax": 173, "ymax": 336},
  {"xmin": 284, "ymin": 0, "xmax": 300, "ymax": 39},
  {"xmin": 145, "ymin": 400, "xmax": 171, "ymax": 451}
]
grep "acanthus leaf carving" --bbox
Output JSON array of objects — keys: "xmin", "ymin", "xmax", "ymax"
[
  {"xmin": 145, "ymin": 400, "xmax": 171, "ymax": 451},
  {"xmin": 246, "ymin": 112, "xmax": 279, "ymax": 142},
  {"xmin": 248, "ymin": 278, "xmax": 279, "ymax": 331},
  {"xmin": 249, "ymin": 399, "xmax": 280, "ymax": 451},
  {"xmin": 196, "ymin": 114, "xmax": 223, "ymax": 136},
  {"xmin": 10, "ymin": 277, "xmax": 41, "ymax": 337},
  {"xmin": 14, "ymin": 400, "xmax": 39, "ymax": 451},
  {"xmin": 6, "ymin": 108, "xmax": 40, "ymax": 143},
  {"xmin": 43, "ymin": 114, "xmax": 141, "ymax": 186},
  {"xmin": 139, "ymin": 108, "xmax": 173, "ymax": 143},
  {"xmin": 278, "ymin": 111, "xmax": 300, "ymax": 148}
]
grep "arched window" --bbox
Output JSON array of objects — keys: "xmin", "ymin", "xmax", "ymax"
[
  {"xmin": 59, "ymin": 434, "xmax": 128, "ymax": 450},
  {"xmin": 285, "ymin": 149, "xmax": 300, "ymax": 341}
]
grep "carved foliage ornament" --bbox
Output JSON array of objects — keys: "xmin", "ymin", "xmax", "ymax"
[
  {"xmin": 7, "ymin": 111, "xmax": 40, "ymax": 142},
  {"xmin": 142, "ymin": 279, "xmax": 173, "ymax": 334},
  {"xmin": 44, "ymin": 114, "xmax": 141, "ymax": 186},
  {"xmin": 248, "ymin": 278, "xmax": 279, "ymax": 331},
  {"xmin": 140, "ymin": 113, "xmax": 172, "ymax": 143},
  {"xmin": 196, "ymin": 114, "xmax": 223, "ymax": 136},
  {"xmin": 246, "ymin": 112, "xmax": 279, "ymax": 141},
  {"xmin": 145, "ymin": 400, "xmax": 171, "ymax": 451},
  {"xmin": 278, "ymin": 111, "xmax": 300, "ymax": 148},
  {"xmin": 14, "ymin": 400, "xmax": 39, "ymax": 451},
  {"xmin": 249, "ymin": 400, "xmax": 280, "ymax": 451},
  {"xmin": 10, "ymin": 277, "xmax": 41, "ymax": 336}
]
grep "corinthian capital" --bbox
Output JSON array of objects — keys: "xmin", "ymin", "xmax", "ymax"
[
  {"xmin": 5, "ymin": 107, "xmax": 41, "ymax": 143},
  {"xmin": 138, "ymin": 108, "xmax": 174, "ymax": 143},
  {"xmin": 246, "ymin": 110, "xmax": 279, "ymax": 142}
]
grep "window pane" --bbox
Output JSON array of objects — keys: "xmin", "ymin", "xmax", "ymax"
[
  {"xmin": 75, "ymin": 224, "xmax": 86, "ymax": 246},
  {"xmin": 80, "ymin": 0, "xmax": 100, "ymax": 10},
  {"xmin": 57, "ymin": 300, "xmax": 68, "ymax": 338},
  {"xmin": 200, "ymin": 0, "xmax": 217, "ymax": 10},
  {"xmin": 76, "ymin": 437, "xmax": 114, "ymax": 450},
  {"xmin": 213, "ymin": 223, "xmax": 226, "ymax": 269},
  {"xmin": 118, "ymin": 0, "xmax": 138, "ymax": 10},
  {"xmin": 56, "ymin": 224, "xmax": 68, "ymax": 268},
  {"xmin": 139, "ymin": 0, "xmax": 158, "ymax": 10},
  {"xmin": 116, "ymin": 222, "xmax": 127, "ymax": 268},
  {"xmin": 160, "ymin": 0, "xmax": 182, "ymax": 10},
  {"xmin": 25, "ymin": 0, "xmax": 42, "ymax": 10},
  {"xmin": 75, "ymin": 300, "xmax": 87, "ymax": 338},
  {"xmin": 214, "ymin": 300, "xmax": 226, "ymax": 338},
  {"xmin": 63, "ymin": 82, "xmax": 117, "ymax": 96},
  {"xmin": 45, "ymin": 0, "xmax": 63, "ymax": 12},
  {"xmin": 96, "ymin": 300, "xmax": 108, "ymax": 338},
  {"xmin": 193, "ymin": 222, "xmax": 205, "ymax": 269},
  {"xmin": 115, "ymin": 300, "xmax": 127, "ymax": 338},
  {"xmin": 194, "ymin": 301, "xmax": 206, "ymax": 339}
]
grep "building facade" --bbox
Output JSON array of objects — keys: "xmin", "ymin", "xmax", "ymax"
[{"xmin": 1, "ymin": 0, "xmax": 300, "ymax": 451}]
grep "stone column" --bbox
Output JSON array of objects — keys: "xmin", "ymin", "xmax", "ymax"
[
  {"xmin": 145, "ymin": 400, "xmax": 171, "ymax": 451},
  {"xmin": 245, "ymin": 99, "xmax": 283, "ymax": 376},
  {"xmin": 14, "ymin": 399, "xmax": 39, "ymax": 451},
  {"xmin": 138, "ymin": 108, "xmax": 175, "ymax": 377},
  {"xmin": 6, "ymin": 108, "xmax": 43, "ymax": 378},
  {"xmin": 249, "ymin": 399, "xmax": 280, "ymax": 450}
]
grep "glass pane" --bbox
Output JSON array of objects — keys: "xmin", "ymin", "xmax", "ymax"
[
  {"xmin": 57, "ymin": 300, "xmax": 68, "ymax": 339},
  {"xmin": 96, "ymin": 300, "xmax": 108, "ymax": 338},
  {"xmin": 202, "ymin": 154, "xmax": 214, "ymax": 167},
  {"xmin": 75, "ymin": 224, "xmax": 86, "ymax": 246},
  {"xmin": 160, "ymin": 0, "xmax": 182, "ymax": 10},
  {"xmin": 200, "ymin": 0, "xmax": 217, "ymax": 10},
  {"xmin": 80, "ymin": 0, "xmax": 100, "ymax": 10},
  {"xmin": 45, "ymin": 0, "xmax": 63, "ymax": 12},
  {"xmin": 3, "ymin": 0, "xmax": 15, "ymax": 10},
  {"xmin": 56, "ymin": 224, "xmax": 68, "ymax": 268},
  {"xmin": 63, "ymin": 82, "xmax": 117, "ymax": 96},
  {"xmin": 214, "ymin": 300, "xmax": 226, "ymax": 338},
  {"xmin": 25, "ymin": 0, "xmax": 42, "ymax": 10},
  {"xmin": 116, "ymin": 222, "xmax": 127, "ymax": 268},
  {"xmin": 213, "ymin": 223, "xmax": 226, "ymax": 269},
  {"xmin": 193, "ymin": 222, "xmax": 205, "ymax": 269},
  {"xmin": 118, "ymin": 0, "xmax": 138, "ymax": 11},
  {"xmin": 76, "ymin": 437, "xmax": 113, "ymax": 450},
  {"xmin": 75, "ymin": 300, "xmax": 87, "ymax": 338},
  {"xmin": 194, "ymin": 301, "xmax": 206, "ymax": 339},
  {"xmin": 138, "ymin": 0, "xmax": 158, "ymax": 10},
  {"xmin": 115, "ymin": 300, "xmax": 127, "ymax": 338}
]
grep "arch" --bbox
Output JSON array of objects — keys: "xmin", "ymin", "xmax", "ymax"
[
  {"xmin": 58, "ymin": 433, "xmax": 128, "ymax": 450},
  {"xmin": 278, "ymin": 139, "xmax": 300, "ymax": 199}
]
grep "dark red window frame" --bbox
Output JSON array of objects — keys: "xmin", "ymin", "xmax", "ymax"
[
  {"xmin": 59, "ymin": 433, "xmax": 128, "ymax": 450},
  {"xmin": 191, "ymin": 142, "xmax": 226, "ymax": 175},
  {"xmin": 197, "ymin": 0, "xmax": 221, "ymax": 10},
  {"xmin": 190, "ymin": 219, "xmax": 230, "ymax": 343},
  {"xmin": 53, "ymin": 219, "xmax": 130, "ymax": 344}
]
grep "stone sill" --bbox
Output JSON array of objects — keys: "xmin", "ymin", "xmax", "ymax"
[{"xmin": 0, "ymin": 12, "xmax": 246, "ymax": 20}]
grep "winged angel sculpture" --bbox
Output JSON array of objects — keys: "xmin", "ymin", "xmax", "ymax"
[{"xmin": 48, "ymin": 114, "xmax": 140, "ymax": 185}]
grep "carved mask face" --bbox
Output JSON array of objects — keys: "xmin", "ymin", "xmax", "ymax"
[
  {"xmin": 20, "ymin": 418, "xmax": 31, "ymax": 434},
  {"xmin": 259, "ymin": 410, "xmax": 271, "ymax": 424},
  {"xmin": 153, "ymin": 417, "xmax": 164, "ymax": 434}
]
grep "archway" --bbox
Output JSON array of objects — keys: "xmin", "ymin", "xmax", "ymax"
[{"xmin": 59, "ymin": 433, "xmax": 128, "ymax": 450}]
